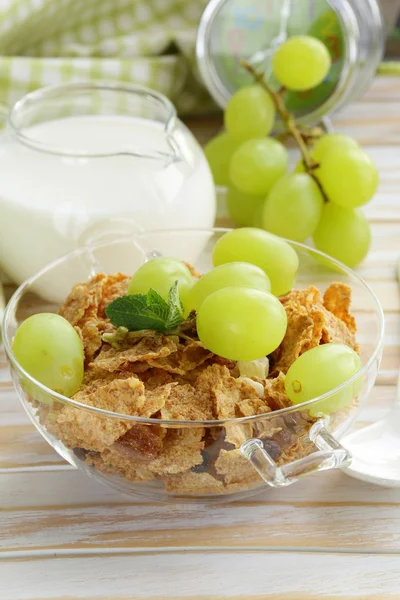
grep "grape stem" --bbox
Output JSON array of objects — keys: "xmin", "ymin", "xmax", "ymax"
[{"xmin": 241, "ymin": 59, "xmax": 328, "ymax": 201}]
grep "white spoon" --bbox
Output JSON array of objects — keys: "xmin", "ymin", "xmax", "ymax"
[
  {"xmin": 342, "ymin": 379, "xmax": 400, "ymax": 487},
  {"xmin": 0, "ymin": 280, "xmax": 5, "ymax": 345},
  {"xmin": 342, "ymin": 260, "xmax": 400, "ymax": 487}
]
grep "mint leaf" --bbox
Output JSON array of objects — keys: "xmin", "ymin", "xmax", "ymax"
[
  {"xmin": 105, "ymin": 281, "xmax": 185, "ymax": 333},
  {"xmin": 105, "ymin": 295, "xmax": 167, "ymax": 331},
  {"xmin": 146, "ymin": 288, "xmax": 170, "ymax": 323},
  {"xmin": 165, "ymin": 281, "xmax": 184, "ymax": 330}
]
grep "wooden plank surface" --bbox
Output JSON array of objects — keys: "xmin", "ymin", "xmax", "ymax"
[
  {"xmin": 1, "ymin": 75, "xmax": 400, "ymax": 598},
  {"xmin": 3, "ymin": 552, "xmax": 400, "ymax": 600}
]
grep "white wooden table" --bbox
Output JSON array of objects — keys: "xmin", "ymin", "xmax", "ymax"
[{"xmin": 1, "ymin": 76, "xmax": 400, "ymax": 599}]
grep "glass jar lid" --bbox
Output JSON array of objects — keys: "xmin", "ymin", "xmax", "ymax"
[{"xmin": 196, "ymin": 0, "xmax": 384, "ymax": 125}]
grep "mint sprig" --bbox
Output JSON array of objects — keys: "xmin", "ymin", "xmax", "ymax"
[{"xmin": 105, "ymin": 281, "xmax": 184, "ymax": 333}]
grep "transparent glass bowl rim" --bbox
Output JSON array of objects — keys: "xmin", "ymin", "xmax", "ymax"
[{"xmin": 3, "ymin": 228, "xmax": 385, "ymax": 427}]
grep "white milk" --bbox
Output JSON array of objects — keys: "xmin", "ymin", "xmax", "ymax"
[{"xmin": 0, "ymin": 115, "xmax": 216, "ymax": 286}]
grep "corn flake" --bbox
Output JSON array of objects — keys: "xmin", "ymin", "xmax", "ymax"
[
  {"xmin": 264, "ymin": 372, "xmax": 290, "ymax": 411},
  {"xmin": 281, "ymin": 286, "xmax": 322, "ymax": 308},
  {"xmin": 215, "ymin": 449, "xmax": 262, "ymax": 486},
  {"xmin": 87, "ymin": 448, "xmax": 156, "ymax": 482},
  {"xmin": 45, "ymin": 377, "xmax": 145, "ymax": 452},
  {"xmin": 236, "ymin": 397, "xmax": 272, "ymax": 417},
  {"xmin": 147, "ymin": 427, "xmax": 205, "ymax": 475},
  {"xmin": 59, "ymin": 273, "xmax": 130, "ymax": 361},
  {"xmin": 148, "ymin": 340, "xmax": 213, "ymax": 375},
  {"xmin": 92, "ymin": 335, "xmax": 177, "ymax": 372},
  {"xmin": 114, "ymin": 423, "xmax": 166, "ymax": 460},
  {"xmin": 224, "ymin": 423, "xmax": 253, "ymax": 448},
  {"xmin": 144, "ymin": 383, "xmax": 177, "ymax": 417},
  {"xmin": 323, "ymin": 282, "xmax": 357, "ymax": 335},
  {"xmin": 272, "ymin": 284, "xmax": 358, "ymax": 375},
  {"xmin": 320, "ymin": 305, "xmax": 358, "ymax": 351},
  {"xmin": 138, "ymin": 368, "xmax": 175, "ymax": 389},
  {"xmin": 160, "ymin": 383, "xmax": 214, "ymax": 421},
  {"xmin": 270, "ymin": 305, "xmax": 316, "ymax": 375}
]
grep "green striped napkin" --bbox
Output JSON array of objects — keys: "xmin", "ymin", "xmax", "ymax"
[{"xmin": 0, "ymin": 0, "xmax": 216, "ymax": 115}]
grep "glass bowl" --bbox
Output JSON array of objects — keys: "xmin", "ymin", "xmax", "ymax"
[{"xmin": 3, "ymin": 229, "xmax": 384, "ymax": 503}]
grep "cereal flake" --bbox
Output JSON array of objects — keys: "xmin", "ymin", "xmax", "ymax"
[{"xmin": 323, "ymin": 282, "xmax": 357, "ymax": 335}]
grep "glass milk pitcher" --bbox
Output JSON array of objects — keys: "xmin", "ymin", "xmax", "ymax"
[{"xmin": 0, "ymin": 82, "xmax": 216, "ymax": 285}]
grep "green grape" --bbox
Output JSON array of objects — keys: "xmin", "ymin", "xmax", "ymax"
[
  {"xmin": 294, "ymin": 135, "xmax": 358, "ymax": 174},
  {"xmin": 212, "ymin": 228, "xmax": 299, "ymax": 296},
  {"xmin": 196, "ymin": 286, "xmax": 287, "ymax": 361},
  {"xmin": 316, "ymin": 147, "xmax": 378, "ymax": 208},
  {"xmin": 13, "ymin": 313, "xmax": 84, "ymax": 397},
  {"xmin": 252, "ymin": 203, "xmax": 265, "ymax": 228},
  {"xmin": 128, "ymin": 257, "xmax": 194, "ymax": 308},
  {"xmin": 204, "ymin": 132, "xmax": 241, "ymax": 187},
  {"xmin": 188, "ymin": 262, "xmax": 271, "ymax": 312},
  {"xmin": 273, "ymin": 36, "xmax": 331, "ymax": 91},
  {"xmin": 21, "ymin": 380, "xmax": 54, "ymax": 405},
  {"xmin": 294, "ymin": 159, "xmax": 306, "ymax": 173},
  {"xmin": 284, "ymin": 11, "xmax": 344, "ymax": 113},
  {"xmin": 262, "ymin": 173, "xmax": 324, "ymax": 242},
  {"xmin": 224, "ymin": 85, "xmax": 276, "ymax": 142},
  {"xmin": 312, "ymin": 134, "xmax": 359, "ymax": 162},
  {"xmin": 285, "ymin": 343, "xmax": 362, "ymax": 417},
  {"xmin": 227, "ymin": 184, "xmax": 266, "ymax": 227},
  {"xmin": 313, "ymin": 203, "xmax": 371, "ymax": 268},
  {"xmin": 230, "ymin": 138, "xmax": 288, "ymax": 196}
]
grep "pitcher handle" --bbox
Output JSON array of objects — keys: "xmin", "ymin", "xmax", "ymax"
[{"xmin": 241, "ymin": 420, "xmax": 352, "ymax": 488}]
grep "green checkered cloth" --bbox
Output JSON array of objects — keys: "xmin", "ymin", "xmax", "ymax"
[{"xmin": 0, "ymin": 0, "xmax": 216, "ymax": 115}]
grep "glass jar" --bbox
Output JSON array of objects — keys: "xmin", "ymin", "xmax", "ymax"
[
  {"xmin": 196, "ymin": 0, "xmax": 384, "ymax": 124},
  {"xmin": 0, "ymin": 83, "xmax": 216, "ymax": 287}
]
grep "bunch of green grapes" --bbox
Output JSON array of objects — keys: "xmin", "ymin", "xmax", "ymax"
[{"xmin": 204, "ymin": 35, "xmax": 378, "ymax": 269}]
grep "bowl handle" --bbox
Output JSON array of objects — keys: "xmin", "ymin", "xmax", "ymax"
[{"xmin": 240, "ymin": 420, "xmax": 352, "ymax": 488}]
